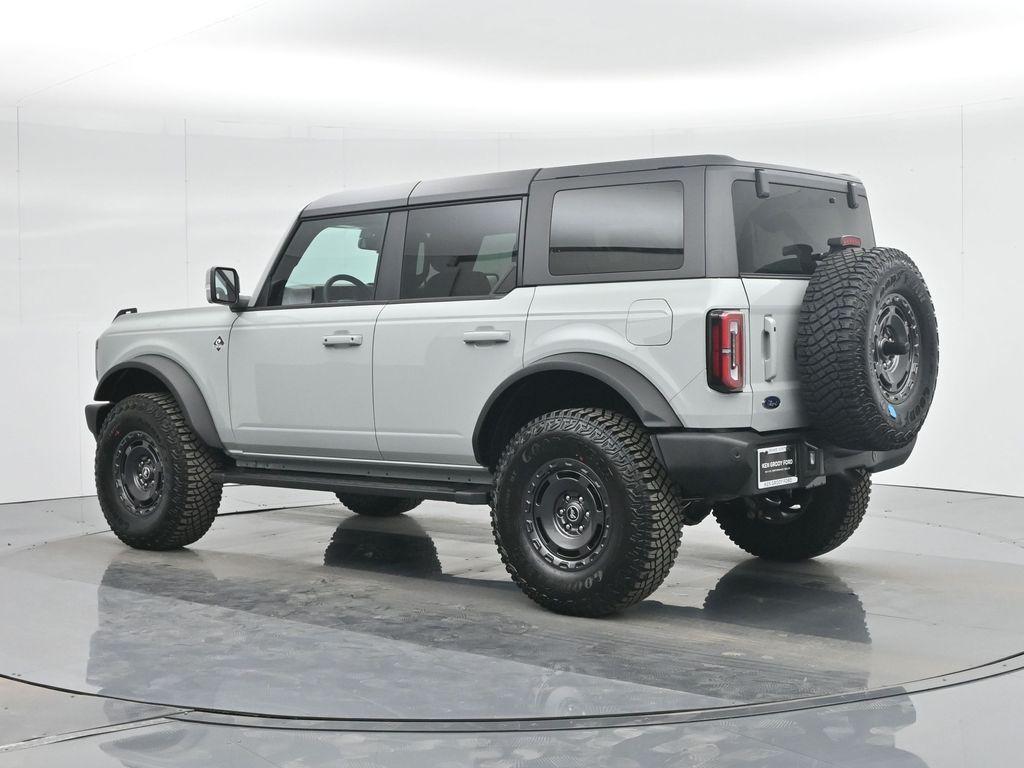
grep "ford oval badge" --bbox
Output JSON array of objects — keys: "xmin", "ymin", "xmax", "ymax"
[{"xmin": 762, "ymin": 396, "xmax": 781, "ymax": 410}]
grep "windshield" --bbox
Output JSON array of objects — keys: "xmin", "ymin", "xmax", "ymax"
[{"xmin": 732, "ymin": 180, "xmax": 874, "ymax": 276}]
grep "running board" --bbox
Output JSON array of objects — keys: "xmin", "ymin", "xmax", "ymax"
[{"xmin": 213, "ymin": 467, "xmax": 492, "ymax": 505}]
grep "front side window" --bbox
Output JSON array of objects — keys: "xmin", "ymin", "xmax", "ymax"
[
  {"xmin": 549, "ymin": 182, "xmax": 685, "ymax": 276},
  {"xmin": 266, "ymin": 212, "xmax": 388, "ymax": 306},
  {"xmin": 400, "ymin": 199, "xmax": 521, "ymax": 299},
  {"xmin": 732, "ymin": 180, "xmax": 875, "ymax": 276}
]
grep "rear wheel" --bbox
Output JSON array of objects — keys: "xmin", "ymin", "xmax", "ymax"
[
  {"xmin": 491, "ymin": 408, "xmax": 687, "ymax": 617},
  {"xmin": 713, "ymin": 471, "xmax": 871, "ymax": 562},
  {"xmin": 335, "ymin": 493, "xmax": 422, "ymax": 517},
  {"xmin": 95, "ymin": 393, "xmax": 222, "ymax": 550}
]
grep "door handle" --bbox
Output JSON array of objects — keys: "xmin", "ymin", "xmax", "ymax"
[
  {"xmin": 463, "ymin": 330, "xmax": 511, "ymax": 345},
  {"xmin": 762, "ymin": 315, "xmax": 778, "ymax": 382},
  {"xmin": 323, "ymin": 333, "xmax": 363, "ymax": 347}
]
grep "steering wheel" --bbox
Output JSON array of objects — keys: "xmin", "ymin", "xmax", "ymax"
[{"xmin": 323, "ymin": 273, "xmax": 370, "ymax": 301}]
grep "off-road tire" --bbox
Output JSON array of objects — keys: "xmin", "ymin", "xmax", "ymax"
[
  {"xmin": 335, "ymin": 494, "xmax": 422, "ymax": 517},
  {"xmin": 491, "ymin": 408, "xmax": 687, "ymax": 617},
  {"xmin": 797, "ymin": 247, "xmax": 938, "ymax": 451},
  {"xmin": 713, "ymin": 470, "xmax": 871, "ymax": 562},
  {"xmin": 95, "ymin": 392, "xmax": 222, "ymax": 550}
]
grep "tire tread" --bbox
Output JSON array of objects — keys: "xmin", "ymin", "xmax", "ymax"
[
  {"xmin": 491, "ymin": 407, "xmax": 687, "ymax": 616},
  {"xmin": 714, "ymin": 471, "xmax": 871, "ymax": 561},
  {"xmin": 95, "ymin": 392, "xmax": 222, "ymax": 550},
  {"xmin": 796, "ymin": 247, "xmax": 938, "ymax": 450}
]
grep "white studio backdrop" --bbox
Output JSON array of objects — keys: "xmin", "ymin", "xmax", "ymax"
[{"xmin": 0, "ymin": 100, "xmax": 1020, "ymax": 503}]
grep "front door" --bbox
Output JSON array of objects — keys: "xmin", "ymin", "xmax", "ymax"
[
  {"xmin": 373, "ymin": 198, "xmax": 531, "ymax": 465},
  {"xmin": 227, "ymin": 211, "xmax": 389, "ymax": 460}
]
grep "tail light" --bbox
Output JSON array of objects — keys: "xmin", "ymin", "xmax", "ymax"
[{"xmin": 707, "ymin": 310, "xmax": 745, "ymax": 392}]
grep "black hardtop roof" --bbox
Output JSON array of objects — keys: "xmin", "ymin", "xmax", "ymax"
[{"xmin": 302, "ymin": 154, "xmax": 861, "ymax": 218}]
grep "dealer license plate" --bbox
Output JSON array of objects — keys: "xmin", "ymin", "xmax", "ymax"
[{"xmin": 757, "ymin": 445, "xmax": 799, "ymax": 490}]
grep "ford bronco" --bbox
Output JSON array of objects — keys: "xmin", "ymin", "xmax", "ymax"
[{"xmin": 86, "ymin": 155, "xmax": 939, "ymax": 616}]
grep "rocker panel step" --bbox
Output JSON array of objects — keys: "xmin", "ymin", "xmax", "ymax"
[{"xmin": 213, "ymin": 468, "xmax": 492, "ymax": 505}]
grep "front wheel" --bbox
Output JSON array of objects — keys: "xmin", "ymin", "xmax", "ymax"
[
  {"xmin": 491, "ymin": 408, "xmax": 688, "ymax": 617},
  {"xmin": 95, "ymin": 393, "xmax": 223, "ymax": 550},
  {"xmin": 713, "ymin": 471, "xmax": 871, "ymax": 561}
]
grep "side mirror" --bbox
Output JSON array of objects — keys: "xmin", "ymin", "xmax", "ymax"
[{"xmin": 206, "ymin": 266, "xmax": 242, "ymax": 308}]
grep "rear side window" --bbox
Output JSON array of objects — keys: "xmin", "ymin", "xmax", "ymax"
[
  {"xmin": 548, "ymin": 182, "xmax": 684, "ymax": 276},
  {"xmin": 400, "ymin": 199, "xmax": 521, "ymax": 299},
  {"xmin": 732, "ymin": 180, "xmax": 875, "ymax": 276}
]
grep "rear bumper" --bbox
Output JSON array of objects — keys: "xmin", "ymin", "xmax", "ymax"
[{"xmin": 651, "ymin": 429, "xmax": 915, "ymax": 500}]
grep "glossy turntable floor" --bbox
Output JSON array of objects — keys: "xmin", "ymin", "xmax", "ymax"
[{"xmin": 2, "ymin": 484, "xmax": 1024, "ymax": 765}]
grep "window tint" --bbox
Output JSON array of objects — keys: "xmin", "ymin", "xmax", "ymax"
[
  {"xmin": 732, "ymin": 180, "xmax": 875, "ymax": 276},
  {"xmin": 549, "ymin": 182, "xmax": 684, "ymax": 276},
  {"xmin": 266, "ymin": 213, "xmax": 387, "ymax": 306},
  {"xmin": 400, "ymin": 200, "xmax": 521, "ymax": 299}
]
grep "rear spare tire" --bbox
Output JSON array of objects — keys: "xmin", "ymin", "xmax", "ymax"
[{"xmin": 796, "ymin": 247, "xmax": 938, "ymax": 451}]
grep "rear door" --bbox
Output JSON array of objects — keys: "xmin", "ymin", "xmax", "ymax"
[
  {"xmin": 372, "ymin": 198, "xmax": 531, "ymax": 465},
  {"xmin": 724, "ymin": 170, "xmax": 875, "ymax": 431}
]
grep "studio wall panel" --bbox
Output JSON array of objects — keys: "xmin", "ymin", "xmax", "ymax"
[
  {"xmin": 183, "ymin": 120, "xmax": 347, "ymax": 306},
  {"xmin": 341, "ymin": 129, "xmax": 500, "ymax": 189},
  {"xmin": 960, "ymin": 101, "xmax": 1024, "ymax": 497},
  {"xmin": 17, "ymin": 109, "xmax": 188, "ymax": 322},
  {"xmin": 0, "ymin": 100, "xmax": 1020, "ymax": 502},
  {"xmin": 0, "ymin": 108, "xmax": 18, "ymax": 324},
  {"xmin": 497, "ymin": 131, "xmax": 655, "ymax": 171},
  {"xmin": 0, "ymin": 327, "xmax": 82, "ymax": 503}
]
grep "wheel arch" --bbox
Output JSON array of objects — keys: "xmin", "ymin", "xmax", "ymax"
[
  {"xmin": 472, "ymin": 352, "xmax": 682, "ymax": 468},
  {"xmin": 92, "ymin": 355, "xmax": 225, "ymax": 451}
]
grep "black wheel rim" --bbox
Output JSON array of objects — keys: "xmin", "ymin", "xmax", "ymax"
[
  {"xmin": 525, "ymin": 459, "xmax": 610, "ymax": 568},
  {"xmin": 112, "ymin": 431, "xmax": 164, "ymax": 516},
  {"xmin": 872, "ymin": 293, "xmax": 921, "ymax": 404}
]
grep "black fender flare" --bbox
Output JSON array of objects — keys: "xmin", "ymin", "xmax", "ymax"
[
  {"xmin": 472, "ymin": 352, "xmax": 683, "ymax": 463},
  {"xmin": 92, "ymin": 354, "xmax": 225, "ymax": 451}
]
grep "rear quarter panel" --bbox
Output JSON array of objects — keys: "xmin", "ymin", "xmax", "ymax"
[{"xmin": 525, "ymin": 280, "xmax": 752, "ymax": 428}]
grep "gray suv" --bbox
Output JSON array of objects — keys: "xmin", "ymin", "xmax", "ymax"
[{"xmin": 85, "ymin": 155, "xmax": 939, "ymax": 616}]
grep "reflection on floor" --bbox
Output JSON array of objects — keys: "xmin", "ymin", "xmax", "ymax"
[{"xmin": 1, "ymin": 484, "xmax": 1023, "ymax": 765}]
